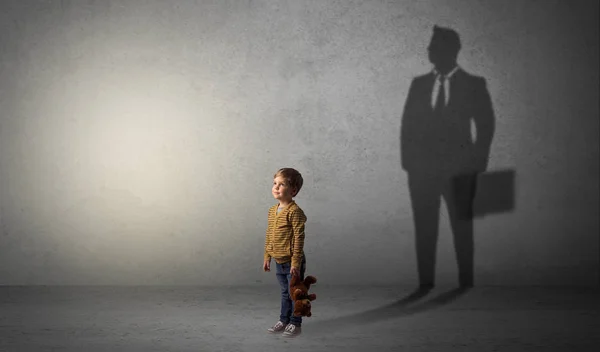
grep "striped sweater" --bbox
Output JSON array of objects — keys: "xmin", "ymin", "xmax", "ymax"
[{"xmin": 263, "ymin": 200, "xmax": 307, "ymax": 268}]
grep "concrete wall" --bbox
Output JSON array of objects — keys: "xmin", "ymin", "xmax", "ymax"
[{"xmin": 0, "ymin": 0, "xmax": 597, "ymax": 286}]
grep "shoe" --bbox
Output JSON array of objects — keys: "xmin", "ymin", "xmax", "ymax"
[
  {"xmin": 282, "ymin": 323, "xmax": 302, "ymax": 337},
  {"xmin": 267, "ymin": 321, "xmax": 288, "ymax": 333},
  {"xmin": 419, "ymin": 283, "xmax": 434, "ymax": 291},
  {"xmin": 460, "ymin": 282, "xmax": 473, "ymax": 289}
]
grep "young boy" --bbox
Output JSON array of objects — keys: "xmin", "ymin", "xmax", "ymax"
[{"xmin": 263, "ymin": 168, "xmax": 307, "ymax": 337}]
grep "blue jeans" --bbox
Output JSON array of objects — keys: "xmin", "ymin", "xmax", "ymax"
[{"xmin": 275, "ymin": 256, "xmax": 306, "ymax": 327}]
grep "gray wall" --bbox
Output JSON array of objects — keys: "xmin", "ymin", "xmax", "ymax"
[{"xmin": 0, "ymin": 0, "xmax": 597, "ymax": 286}]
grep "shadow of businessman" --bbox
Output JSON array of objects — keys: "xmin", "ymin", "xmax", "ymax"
[
  {"xmin": 305, "ymin": 286, "xmax": 470, "ymax": 336},
  {"xmin": 401, "ymin": 25, "xmax": 496, "ymax": 289}
]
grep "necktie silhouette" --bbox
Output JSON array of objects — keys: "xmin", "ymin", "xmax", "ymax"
[{"xmin": 434, "ymin": 75, "xmax": 446, "ymax": 115}]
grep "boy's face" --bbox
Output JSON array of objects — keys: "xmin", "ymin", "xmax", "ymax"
[{"xmin": 272, "ymin": 176, "xmax": 296, "ymax": 202}]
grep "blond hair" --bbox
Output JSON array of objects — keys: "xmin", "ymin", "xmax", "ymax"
[{"xmin": 274, "ymin": 168, "xmax": 304, "ymax": 197}]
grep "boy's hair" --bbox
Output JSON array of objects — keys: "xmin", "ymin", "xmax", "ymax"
[{"xmin": 274, "ymin": 168, "xmax": 303, "ymax": 196}]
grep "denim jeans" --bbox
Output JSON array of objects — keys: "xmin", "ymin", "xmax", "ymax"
[{"xmin": 275, "ymin": 256, "xmax": 306, "ymax": 327}]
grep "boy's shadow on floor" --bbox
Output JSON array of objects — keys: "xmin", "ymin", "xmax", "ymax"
[{"xmin": 306, "ymin": 287, "xmax": 470, "ymax": 336}]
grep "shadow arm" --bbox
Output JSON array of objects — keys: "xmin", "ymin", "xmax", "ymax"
[
  {"xmin": 473, "ymin": 78, "xmax": 496, "ymax": 171},
  {"xmin": 401, "ymin": 80, "xmax": 418, "ymax": 171}
]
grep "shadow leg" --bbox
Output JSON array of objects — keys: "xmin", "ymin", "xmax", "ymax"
[
  {"xmin": 445, "ymin": 174, "xmax": 477, "ymax": 287},
  {"xmin": 408, "ymin": 173, "xmax": 442, "ymax": 287}
]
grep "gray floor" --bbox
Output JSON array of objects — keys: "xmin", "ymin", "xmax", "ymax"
[{"xmin": 1, "ymin": 284, "xmax": 598, "ymax": 352}]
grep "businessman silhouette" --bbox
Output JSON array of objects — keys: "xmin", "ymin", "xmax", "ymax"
[{"xmin": 401, "ymin": 26, "xmax": 495, "ymax": 289}]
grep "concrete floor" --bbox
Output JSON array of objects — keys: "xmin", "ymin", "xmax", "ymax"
[{"xmin": 1, "ymin": 284, "xmax": 598, "ymax": 352}]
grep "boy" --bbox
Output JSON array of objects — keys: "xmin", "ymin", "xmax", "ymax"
[{"xmin": 263, "ymin": 168, "xmax": 307, "ymax": 337}]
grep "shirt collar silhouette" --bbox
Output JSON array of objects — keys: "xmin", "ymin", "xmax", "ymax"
[{"xmin": 433, "ymin": 65, "xmax": 460, "ymax": 81}]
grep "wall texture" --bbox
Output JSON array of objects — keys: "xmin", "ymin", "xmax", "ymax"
[{"xmin": 0, "ymin": 0, "xmax": 597, "ymax": 286}]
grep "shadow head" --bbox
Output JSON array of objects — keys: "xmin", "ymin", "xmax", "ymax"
[{"xmin": 428, "ymin": 25, "xmax": 462, "ymax": 74}]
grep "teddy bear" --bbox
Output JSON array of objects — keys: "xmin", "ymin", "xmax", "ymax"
[
  {"xmin": 290, "ymin": 274, "xmax": 317, "ymax": 317},
  {"xmin": 293, "ymin": 298, "xmax": 314, "ymax": 317}
]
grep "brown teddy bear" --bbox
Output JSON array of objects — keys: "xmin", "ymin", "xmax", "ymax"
[
  {"xmin": 290, "ymin": 274, "xmax": 317, "ymax": 317},
  {"xmin": 293, "ymin": 298, "xmax": 314, "ymax": 317}
]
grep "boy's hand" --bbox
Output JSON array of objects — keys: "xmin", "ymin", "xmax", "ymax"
[
  {"xmin": 290, "ymin": 266, "xmax": 299, "ymax": 277},
  {"xmin": 263, "ymin": 260, "xmax": 271, "ymax": 272}
]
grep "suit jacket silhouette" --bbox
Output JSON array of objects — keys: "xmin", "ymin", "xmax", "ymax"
[{"xmin": 401, "ymin": 68, "xmax": 495, "ymax": 176}]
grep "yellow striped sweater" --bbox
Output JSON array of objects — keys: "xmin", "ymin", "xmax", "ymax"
[{"xmin": 263, "ymin": 200, "xmax": 307, "ymax": 268}]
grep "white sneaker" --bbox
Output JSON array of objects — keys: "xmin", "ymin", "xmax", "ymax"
[
  {"xmin": 267, "ymin": 321, "xmax": 288, "ymax": 333},
  {"xmin": 282, "ymin": 323, "xmax": 302, "ymax": 337}
]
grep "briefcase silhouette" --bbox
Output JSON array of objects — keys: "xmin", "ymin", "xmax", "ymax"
[{"xmin": 472, "ymin": 169, "xmax": 516, "ymax": 217}]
